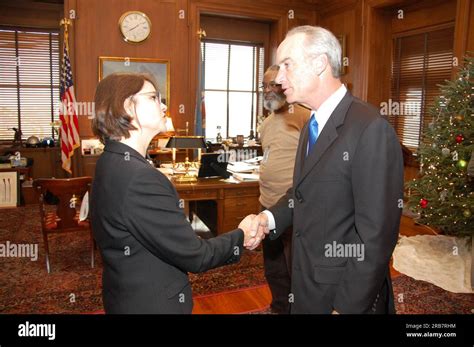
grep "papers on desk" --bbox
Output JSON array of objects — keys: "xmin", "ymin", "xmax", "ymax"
[
  {"xmin": 227, "ymin": 162, "xmax": 259, "ymax": 174},
  {"xmin": 232, "ymin": 172, "xmax": 260, "ymax": 182},
  {"xmin": 220, "ymin": 176, "xmax": 241, "ymax": 184},
  {"xmin": 227, "ymin": 158, "xmax": 261, "ymax": 182},
  {"xmin": 243, "ymin": 156, "xmax": 263, "ymax": 164},
  {"xmin": 157, "ymin": 167, "xmax": 174, "ymax": 176}
]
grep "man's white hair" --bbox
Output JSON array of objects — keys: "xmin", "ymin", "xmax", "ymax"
[{"xmin": 286, "ymin": 25, "xmax": 342, "ymax": 78}]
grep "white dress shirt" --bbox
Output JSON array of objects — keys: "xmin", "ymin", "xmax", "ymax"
[{"xmin": 263, "ymin": 84, "xmax": 348, "ymax": 230}]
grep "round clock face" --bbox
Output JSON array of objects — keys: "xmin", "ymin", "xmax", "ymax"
[{"xmin": 119, "ymin": 11, "xmax": 151, "ymax": 43}]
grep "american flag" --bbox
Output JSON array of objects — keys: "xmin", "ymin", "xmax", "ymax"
[{"xmin": 59, "ymin": 35, "xmax": 80, "ymax": 174}]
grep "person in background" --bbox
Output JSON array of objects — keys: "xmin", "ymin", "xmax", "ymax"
[
  {"xmin": 90, "ymin": 72, "xmax": 262, "ymax": 314},
  {"xmin": 258, "ymin": 65, "xmax": 310, "ymax": 314}
]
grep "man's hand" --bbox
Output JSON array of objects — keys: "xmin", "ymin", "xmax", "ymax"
[
  {"xmin": 238, "ymin": 213, "xmax": 269, "ymax": 250},
  {"xmin": 243, "ymin": 213, "xmax": 269, "ymax": 250}
]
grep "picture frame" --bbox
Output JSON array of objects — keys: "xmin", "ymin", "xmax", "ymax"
[
  {"xmin": 98, "ymin": 56, "xmax": 170, "ymax": 114},
  {"xmin": 336, "ymin": 34, "xmax": 347, "ymax": 76},
  {"xmin": 0, "ymin": 171, "xmax": 20, "ymax": 208}
]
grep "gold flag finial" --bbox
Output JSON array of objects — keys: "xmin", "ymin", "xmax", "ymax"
[
  {"xmin": 60, "ymin": 18, "xmax": 72, "ymax": 27},
  {"xmin": 60, "ymin": 18, "xmax": 72, "ymax": 35},
  {"xmin": 197, "ymin": 28, "xmax": 206, "ymax": 40}
]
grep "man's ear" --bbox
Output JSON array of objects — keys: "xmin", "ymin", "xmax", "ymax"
[{"xmin": 313, "ymin": 54, "xmax": 329, "ymax": 76}]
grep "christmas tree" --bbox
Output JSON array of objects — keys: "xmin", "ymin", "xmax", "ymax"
[{"xmin": 406, "ymin": 56, "xmax": 473, "ymax": 236}]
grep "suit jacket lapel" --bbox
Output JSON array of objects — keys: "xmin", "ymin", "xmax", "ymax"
[
  {"xmin": 293, "ymin": 120, "xmax": 309, "ymax": 184},
  {"xmin": 296, "ymin": 91, "xmax": 354, "ymax": 186}
]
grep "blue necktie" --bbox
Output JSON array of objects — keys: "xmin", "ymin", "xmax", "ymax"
[{"xmin": 307, "ymin": 112, "xmax": 319, "ymax": 156}]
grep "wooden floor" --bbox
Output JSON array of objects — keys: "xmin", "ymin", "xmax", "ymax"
[
  {"xmin": 193, "ymin": 215, "xmax": 437, "ymax": 314},
  {"xmin": 193, "ymin": 285, "xmax": 272, "ymax": 314}
]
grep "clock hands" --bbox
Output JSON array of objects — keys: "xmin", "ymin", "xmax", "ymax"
[{"xmin": 125, "ymin": 23, "xmax": 140, "ymax": 33}]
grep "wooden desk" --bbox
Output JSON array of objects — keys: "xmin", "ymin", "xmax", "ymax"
[{"xmin": 174, "ymin": 178, "xmax": 260, "ymax": 235}]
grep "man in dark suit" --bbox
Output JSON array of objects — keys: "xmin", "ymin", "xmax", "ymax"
[{"xmin": 248, "ymin": 26, "xmax": 404, "ymax": 314}]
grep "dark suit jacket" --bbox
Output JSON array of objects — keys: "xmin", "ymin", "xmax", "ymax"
[
  {"xmin": 268, "ymin": 91, "xmax": 404, "ymax": 314},
  {"xmin": 90, "ymin": 140, "xmax": 243, "ymax": 314}
]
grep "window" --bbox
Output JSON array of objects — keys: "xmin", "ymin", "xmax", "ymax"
[
  {"xmin": 201, "ymin": 40, "xmax": 264, "ymax": 140},
  {"xmin": 0, "ymin": 27, "xmax": 60, "ymax": 141},
  {"xmin": 390, "ymin": 26, "xmax": 454, "ymax": 150}
]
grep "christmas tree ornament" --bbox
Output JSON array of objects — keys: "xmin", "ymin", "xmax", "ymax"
[
  {"xmin": 440, "ymin": 190, "xmax": 448, "ymax": 201},
  {"xmin": 457, "ymin": 159, "xmax": 467, "ymax": 169},
  {"xmin": 419, "ymin": 198, "xmax": 428, "ymax": 209},
  {"xmin": 441, "ymin": 148, "xmax": 450, "ymax": 156},
  {"xmin": 454, "ymin": 114, "xmax": 464, "ymax": 122},
  {"xmin": 463, "ymin": 209, "xmax": 471, "ymax": 218},
  {"xmin": 455, "ymin": 134, "xmax": 464, "ymax": 143}
]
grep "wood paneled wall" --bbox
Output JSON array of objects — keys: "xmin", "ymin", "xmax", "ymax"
[
  {"xmin": 318, "ymin": 0, "xmax": 362, "ymax": 97},
  {"xmin": 454, "ymin": 0, "xmax": 474, "ymax": 68},
  {"xmin": 318, "ymin": 0, "xmax": 465, "ymax": 107},
  {"xmin": 67, "ymin": 0, "xmax": 190, "ymax": 139},
  {"xmin": 0, "ymin": 0, "xmax": 63, "ymax": 29}
]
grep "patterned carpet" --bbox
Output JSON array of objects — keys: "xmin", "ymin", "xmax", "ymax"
[{"xmin": 0, "ymin": 205, "xmax": 472, "ymax": 314}]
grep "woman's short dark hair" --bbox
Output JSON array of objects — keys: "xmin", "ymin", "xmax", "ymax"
[{"xmin": 92, "ymin": 72, "xmax": 158, "ymax": 144}]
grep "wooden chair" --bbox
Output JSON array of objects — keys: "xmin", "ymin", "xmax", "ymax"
[{"xmin": 33, "ymin": 177, "xmax": 95, "ymax": 273}]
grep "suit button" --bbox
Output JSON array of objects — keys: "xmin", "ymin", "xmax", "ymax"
[
  {"xmin": 295, "ymin": 231, "xmax": 300, "ymax": 237},
  {"xmin": 295, "ymin": 190, "xmax": 303, "ymax": 203}
]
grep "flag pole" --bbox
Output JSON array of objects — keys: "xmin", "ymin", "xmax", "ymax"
[
  {"xmin": 59, "ymin": 18, "xmax": 72, "ymax": 177},
  {"xmin": 58, "ymin": 17, "xmax": 80, "ymax": 177}
]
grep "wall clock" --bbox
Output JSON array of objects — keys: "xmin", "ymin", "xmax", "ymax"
[{"xmin": 118, "ymin": 11, "xmax": 151, "ymax": 43}]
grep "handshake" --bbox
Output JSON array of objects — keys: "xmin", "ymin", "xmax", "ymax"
[{"xmin": 237, "ymin": 213, "xmax": 270, "ymax": 250}]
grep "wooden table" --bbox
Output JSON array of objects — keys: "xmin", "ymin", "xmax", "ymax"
[{"xmin": 174, "ymin": 178, "xmax": 260, "ymax": 235}]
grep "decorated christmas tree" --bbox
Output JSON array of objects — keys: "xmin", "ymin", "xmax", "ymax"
[{"xmin": 406, "ymin": 56, "xmax": 474, "ymax": 236}]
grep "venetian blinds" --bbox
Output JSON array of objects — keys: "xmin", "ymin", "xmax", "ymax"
[
  {"xmin": 0, "ymin": 27, "xmax": 60, "ymax": 141},
  {"xmin": 390, "ymin": 26, "xmax": 454, "ymax": 150}
]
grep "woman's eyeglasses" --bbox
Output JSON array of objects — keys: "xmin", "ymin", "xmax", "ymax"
[{"xmin": 136, "ymin": 92, "xmax": 164, "ymax": 105}]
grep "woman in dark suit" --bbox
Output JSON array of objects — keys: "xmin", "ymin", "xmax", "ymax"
[{"xmin": 90, "ymin": 73, "xmax": 257, "ymax": 313}]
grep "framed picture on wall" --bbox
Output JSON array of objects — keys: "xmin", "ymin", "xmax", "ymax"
[
  {"xmin": 0, "ymin": 171, "xmax": 20, "ymax": 208},
  {"xmin": 336, "ymin": 34, "xmax": 347, "ymax": 76},
  {"xmin": 98, "ymin": 57, "xmax": 170, "ymax": 114}
]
